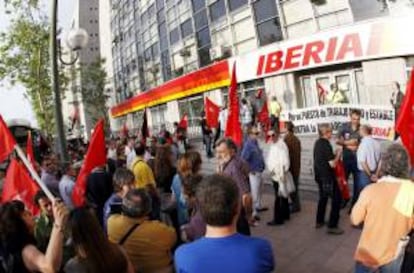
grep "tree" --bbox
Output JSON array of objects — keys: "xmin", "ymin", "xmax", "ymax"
[
  {"xmin": 77, "ymin": 58, "xmax": 110, "ymax": 133},
  {"xmin": 0, "ymin": 1, "xmax": 68, "ymax": 137}
]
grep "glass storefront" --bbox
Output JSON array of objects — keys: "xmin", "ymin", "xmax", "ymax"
[
  {"xmin": 299, "ymin": 68, "xmax": 362, "ymax": 107},
  {"xmin": 150, "ymin": 104, "xmax": 168, "ymax": 134}
]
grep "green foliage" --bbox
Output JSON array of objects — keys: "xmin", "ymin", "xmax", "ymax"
[
  {"xmin": 78, "ymin": 58, "xmax": 110, "ymax": 132},
  {"xmin": 0, "ymin": 2, "xmax": 67, "ymax": 137}
]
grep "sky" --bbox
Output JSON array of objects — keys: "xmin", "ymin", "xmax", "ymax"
[{"xmin": 0, "ymin": 0, "xmax": 75, "ymax": 128}]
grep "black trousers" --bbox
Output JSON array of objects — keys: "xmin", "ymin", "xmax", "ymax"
[
  {"xmin": 272, "ymin": 181, "xmax": 290, "ymax": 223},
  {"xmin": 290, "ymin": 174, "xmax": 301, "ymax": 211},
  {"xmin": 237, "ymin": 207, "xmax": 251, "ymax": 236},
  {"xmin": 316, "ymin": 178, "xmax": 342, "ymax": 228},
  {"xmin": 401, "ymin": 233, "xmax": 414, "ymax": 273}
]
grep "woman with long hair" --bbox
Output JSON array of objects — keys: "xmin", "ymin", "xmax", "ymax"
[
  {"xmin": 153, "ymin": 144, "xmax": 176, "ymax": 193},
  {"xmin": 0, "ymin": 200, "xmax": 67, "ymax": 273},
  {"xmin": 171, "ymin": 151, "xmax": 202, "ymax": 229},
  {"xmin": 64, "ymin": 207, "xmax": 134, "ymax": 273}
]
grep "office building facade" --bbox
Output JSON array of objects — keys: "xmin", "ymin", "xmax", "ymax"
[{"xmin": 109, "ymin": 0, "xmax": 414, "ymax": 186}]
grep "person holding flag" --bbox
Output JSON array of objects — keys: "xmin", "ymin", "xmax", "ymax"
[
  {"xmin": 200, "ymin": 111, "xmax": 214, "ymax": 158},
  {"xmin": 225, "ymin": 62, "xmax": 243, "ymax": 147},
  {"xmin": 205, "ymin": 97, "xmax": 220, "ymax": 146}
]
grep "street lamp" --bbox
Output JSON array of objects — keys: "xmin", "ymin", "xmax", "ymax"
[
  {"xmin": 59, "ymin": 28, "xmax": 89, "ymax": 65},
  {"xmin": 50, "ymin": 0, "xmax": 88, "ymax": 165}
]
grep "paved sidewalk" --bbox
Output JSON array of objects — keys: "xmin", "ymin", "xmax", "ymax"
[{"xmin": 253, "ymin": 187, "xmax": 360, "ymax": 273}]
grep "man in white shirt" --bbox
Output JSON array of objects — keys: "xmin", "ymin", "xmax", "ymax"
[
  {"xmin": 218, "ymin": 106, "xmax": 228, "ymax": 137},
  {"xmin": 241, "ymin": 99, "xmax": 252, "ymax": 130},
  {"xmin": 125, "ymin": 138, "xmax": 137, "ymax": 168},
  {"xmin": 356, "ymin": 125, "xmax": 381, "ymax": 201},
  {"xmin": 59, "ymin": 162, "xmax": 81, "ymax": 209}
]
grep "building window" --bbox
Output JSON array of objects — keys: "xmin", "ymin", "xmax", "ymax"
[
  {"xmin": 196, "ymin": 27, "xmax": 210, "ymax": 47},
  {"xmin": 160, "ymin": 35, "xmax": 169, "ymax": 51},
  {"xmin": 256, "ymin": 19, "xmax": 283, "ymax": 46},
  {"xmin": 209, "ymin": 0, "xmax": 226, "ymax": 22},
  {"xmin": 228, "ymin": 0, "xmax": 247, "ymax": 12},
  {"xmin": 157, "ymin": 0, "xmax": 164, "ymax": 9},
  {"xmin": 144, "ymin": 47, "xmax": 152, "ymax": 61},
  {"xmin": 192, "ymin": 0, "xmax": 205, "ymax": 12},
  {"xmin": 253, "ymin": 0, "xmax": 283, "ymax": 46},
  {"xmin": 194, "ymin": 9, "xmax": 208, "ymax": 30},
  {"xmin": 178, "ymin": 95, "xmax": 204, "ymax": 128},
  {"xmin": 349, "ymin": 0, "xmax": 389, "ymax": 21},
  {"xmin": 181, "ymin": 18, "xmax": 193, "ymax": 38},
  {"xmin": 150, "ymin": 104, "xmax": 168, "ymax": 134},
  {"xmin": 151, "ymin": 42, "xmax": 159, "ymax": 58},
  {"xmin": 253, "ymin": 0, "xmax": 278, "ymax": 22},
  {"xmin": 198, "ymin": 46, "xmax": 211, "ymax": 67},
  {"xmin": 169, "ymin": 27, "xmax": 180, "ymax": 45}
]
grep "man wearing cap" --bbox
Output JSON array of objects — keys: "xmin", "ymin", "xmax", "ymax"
[
  {"xmin": 241, "ymin": 126, "xmax": 267, "ymax": 221},
  {"xmin": 108, "ymin": 189, "xmax": 176, "ymax": 273}
]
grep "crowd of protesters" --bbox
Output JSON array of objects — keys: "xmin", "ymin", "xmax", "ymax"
[{"xmin": 0, "ymin": 89, "xmax": 413, "ymax": 273}]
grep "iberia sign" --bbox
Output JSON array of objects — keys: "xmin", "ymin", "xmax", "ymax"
[{"xmin": 232, "ymin": 16, "xmax": 414, "ymax": 82}]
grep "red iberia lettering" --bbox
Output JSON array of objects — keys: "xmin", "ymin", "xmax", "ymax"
[
  {"xmin": 284, "ymin": 45, "xmax": 303, "ymax": 69},
  {"xmin": 325, "ymin": 37, "xmax": 338, "ymax": 62},
  {"xmin": 255, "ymin": 32, "xmax": 365, "ymax": 77},
  {"xmin": 264, "ymin": 51, "xmax": 283, "ymax": 74},
  {"xmin": 336, "ymin": 33, "xmax": 363, "ymax": 60},
  {"xmin": 302, "ymin": 41, "xmax": 324, "ymax": 66},
  {"xmin": 256, "ymin": 55, "xmax": 266, "ymax": 76}
]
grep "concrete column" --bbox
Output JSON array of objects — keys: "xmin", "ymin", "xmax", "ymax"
[{"xmin": 166, "ymin": 100, "xmax": 180, "ymax": 123}]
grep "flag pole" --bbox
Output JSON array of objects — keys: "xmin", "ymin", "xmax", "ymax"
[{"xmin": 14, "ymin": 145, "xmax": 55, "ymax": 200}]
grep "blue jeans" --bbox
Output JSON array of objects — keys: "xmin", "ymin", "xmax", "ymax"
[
  {"xmin": 344, "ymin": 157, "xmax": 359, "ymax": 206},
  {"xmin": 355, "ymin": 171, "xmax": 371, "ymax": 202},
  {"xmin": 355, "ymin": 255, "xmax": 403, "ymax": 273}
]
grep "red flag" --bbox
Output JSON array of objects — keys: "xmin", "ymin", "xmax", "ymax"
[
  {"xmin": 317, "ymin": 83, "xmax": 327, "ymax": 104},
  {"xmin": 179, "ymin": 114, "xmax": 188, "ymax": 129},
  {"xmin": 225, "ymin": 63, "xmax": 243, "ymax": 146},
  {"xmin": 72, "ymin": 119, "xmax": 106, "ymax": 207},
  {"xmin": 0, "ymin": 115, "xmax": 16, "ymax": 162},
  {"xmin": 205, "ymin": 98, "xmax": 220, "ymax": 128},
  {"xmin": 141, "ymin": 108, "xmax": 150, "ymax": 142},
  {"xmin": 121, "ymin": 123, "xmax": 129, "ymax": 137},
  {"xmin": 256, "ymin": 89, "xmax": 263, "ymax": 99},
  {"xmin": 2, "ymin": 158, "xmax": 40, "ymax": 215},
  {"xmin": 396, "ymin": 70, "xmax": 414, "ymax": 165},
  {"xmin": 258, "ymin": 103, "xmax": 271, "ymax": 142},
  {"xmin": 258, "ymin": 103, "xmax": 270, "ymax": 131},
  {"xmin": 335, "ymin": 160, "xmax": 350, "ymax": 200},
  {"xmin": 26, "ymin": 131, "xmax": 35, "ymax": 166}
]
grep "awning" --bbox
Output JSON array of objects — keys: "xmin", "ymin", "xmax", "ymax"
[{"xmin": 110, "ymin": 60, "xmax": 230, "ymax": 118}]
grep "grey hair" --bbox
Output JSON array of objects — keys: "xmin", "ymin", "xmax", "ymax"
[
  {"xmin": 122, "ymin": 189, "xmax": 152, "ymax": 218},
  {"xmin": 360, "ymin": 124, "xmax": 372, "ymax": 135},
  {"xmin": 380, "ymin": 144, "xmax": 410, "ymax": 179},
  {"xmin": 215, "ymin": 137, "xmax": 238, "ymax": 153},
  {"xmin": 318, "ymin": 123, "xmax": 332, "ymax": 137}
]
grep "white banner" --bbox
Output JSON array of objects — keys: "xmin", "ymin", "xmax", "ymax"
[
  {"xmin": 280, "ymin": 104, "xmax": 395, "ymax": 139},
  {"xmin": 229, "ymin": 15, "xmax": 414, "ymax": 83}
]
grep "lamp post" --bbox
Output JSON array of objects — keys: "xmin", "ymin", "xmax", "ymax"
[{"xmin": 50, "ymin": 0, "xmax": 88, "ymax": 164}]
